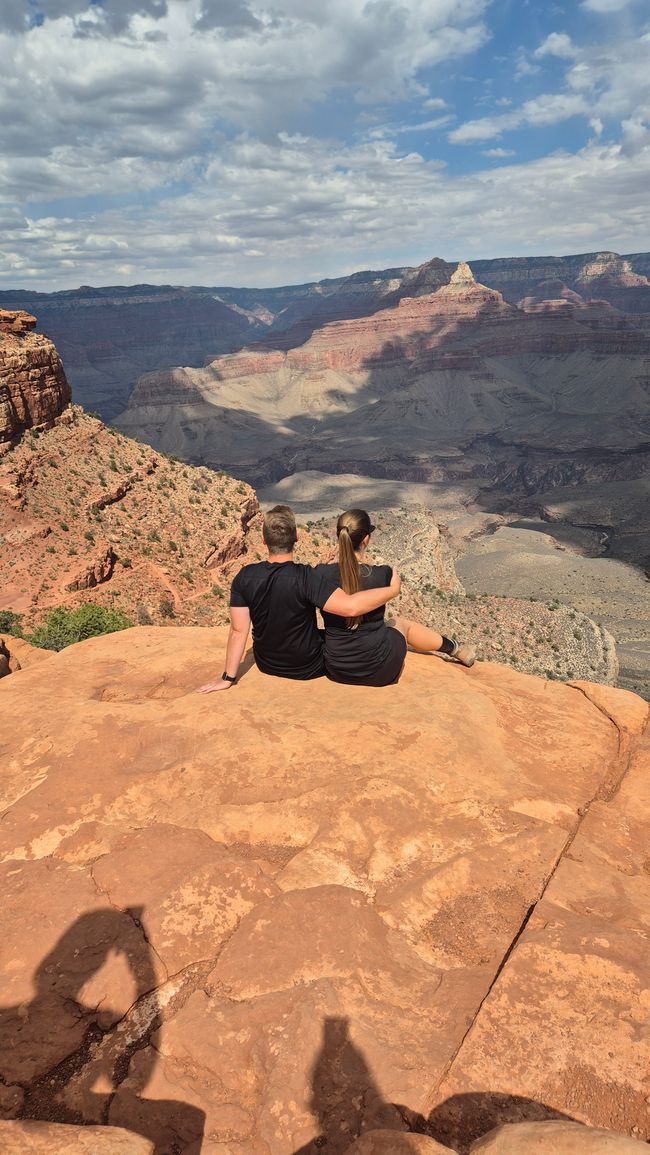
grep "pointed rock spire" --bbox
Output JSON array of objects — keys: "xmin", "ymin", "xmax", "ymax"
[{"xmin": 450, "ymin": 261, "xmax": 476, "ymax": 285}]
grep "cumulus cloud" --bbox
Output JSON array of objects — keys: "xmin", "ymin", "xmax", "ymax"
[
  {"xmin": 0, "ymin": 0, "xmax": 648, "ymax": 289},
  {"xmin": 534, "ymin": 32, "xmax": 575, "ymax": 59},
  {"xmin": 452, "ymin": 27, "xmax": 650, "ymax": 147},
  {"xmin": 2, "ymin": 131, "xmax": 649, "ymax": 288},
  {"xmin": 449, "ymin": 92, "xmax": 589, "ymax": 143}
]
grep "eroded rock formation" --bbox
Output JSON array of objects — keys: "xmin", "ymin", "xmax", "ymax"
[
  {"xmin": 115, "ymin": 262, "xmax": 650, "ymax": 489},
  {"xmin": 0, "ymin": 628, "xmax": 648, "ymax": 1153},
  {"xmin": 0, "ymin": 311, "xmax": 71, "ymax": 445}
]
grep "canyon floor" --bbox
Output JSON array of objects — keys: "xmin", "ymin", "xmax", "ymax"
[{"xmin": 457, "ymin": 523, "xmax": 650, "ymax": 701}]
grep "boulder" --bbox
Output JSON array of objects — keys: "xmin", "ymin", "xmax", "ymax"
[
  {"xmin": 0, "ymin": 1120, "xmax": 152, "ymax": 1153},
  {"xmin": 344, "ymin": 1130, "xmax": 457, "ymax": 1154},
  {"xmin": 471, "ymin": 1121, "xmax": 647, "ymax": 1153}
]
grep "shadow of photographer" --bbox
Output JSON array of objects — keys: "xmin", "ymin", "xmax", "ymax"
[
  {"xmin": 0, "ymin": 906, "xmax": 205, "ymax": 1154},
  {"xmin": 293, "ymin": 1016, "xmax": 575, "ymax": 1155}
]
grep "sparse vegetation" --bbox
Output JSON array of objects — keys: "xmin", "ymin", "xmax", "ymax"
[
  {"xmin": 29, "ymin": 605, "xmax": 133, "ymax": 651},
  {"xmin": 0, "ymin": 610, "xmax": 24, "ymax": 638}
]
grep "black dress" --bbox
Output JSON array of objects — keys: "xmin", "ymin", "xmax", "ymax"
[{"xmin": 317, "ymin": 563, "xmax": 407, "ymax": 686}]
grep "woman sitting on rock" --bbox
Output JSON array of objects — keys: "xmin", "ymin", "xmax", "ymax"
[{"xmin": 317, "ymin": 508, "xmax": 475, "ymax": 686}]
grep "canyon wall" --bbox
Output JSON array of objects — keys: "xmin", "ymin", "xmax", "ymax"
[{"xmin": 2, "ymin": 250, "xmax": 648, "ymax": 421}]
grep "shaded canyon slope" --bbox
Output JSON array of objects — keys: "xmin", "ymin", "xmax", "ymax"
[
  {"xmin": 0, "ymin": 627, "xmax": 648, "ymax": 1154},
  {"xmin": 114, "ymin": 262, "xmax": 650, "ymax": 569}
]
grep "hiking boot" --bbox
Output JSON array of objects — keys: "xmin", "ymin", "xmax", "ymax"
[{"xmin": 451, "ymin": 641, "xmax": 476, "ymax": 668}]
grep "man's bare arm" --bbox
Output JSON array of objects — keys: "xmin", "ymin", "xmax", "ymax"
[
  {"xmin": 323, "ymin": 568, "xmax": 400, "ymax": 618},
  {"xmin": 197, "ymin": 606, "xmax": 251, "ymax": 692}
]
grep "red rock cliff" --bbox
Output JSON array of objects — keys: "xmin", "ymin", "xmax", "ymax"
[{"xmin": 0, "ymin": 310, "xmax": 71, "ymax": 445}]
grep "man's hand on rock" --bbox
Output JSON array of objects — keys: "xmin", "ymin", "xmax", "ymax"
[{"xmin": 196, "ymin": 679, "xmax": 232, "ymax": 693}]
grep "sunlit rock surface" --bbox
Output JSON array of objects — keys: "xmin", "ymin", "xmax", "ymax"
[{"xmin": 0, "ymin": 627, "xmax": 648, "ymax": 1154}]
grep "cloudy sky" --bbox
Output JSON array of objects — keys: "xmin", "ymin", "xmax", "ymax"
[{"xmin": 1, "ymin": 0, "xmax": 649, "ymax": 289}]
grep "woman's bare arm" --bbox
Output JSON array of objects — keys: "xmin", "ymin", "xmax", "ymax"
[{"xmin": 323, "ymin": 568, "xmax": 400, "ymax": 618}]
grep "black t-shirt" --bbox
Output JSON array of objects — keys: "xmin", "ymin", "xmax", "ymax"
[
  {"xmin": 230, "ymin": 561, "xmax": 339, "ymax": 680},
  {"xmin": 317, "ymin": 562, "xmax": 396, "ymax": 682}
]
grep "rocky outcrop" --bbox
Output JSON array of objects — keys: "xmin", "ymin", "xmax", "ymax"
[
  {"xmin": 0, "ymin": 628, "xmax": 647, "ymax": 1153},
  {"xmin": 65, "ymin": 545, "xmax": 117, "ymax": 592},
  {"xmin": 470, "ymin": 1121, "xmax": 648, "ymax": 1153},
  {"xmin": 0, "ymin": 311, "xmax": 71, "ymax": 445},
  {"xmin": 0, "ymin": 290, "xmax": 259, "ymax": 421},
  {"xmin": 0, "ymin": 635, "xmax": 51, "ymax": 678}
]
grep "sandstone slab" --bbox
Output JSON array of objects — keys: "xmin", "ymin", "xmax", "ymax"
[{"xmin": 0, "ymin": 627, "xmax": 647, "ymax": 1154}]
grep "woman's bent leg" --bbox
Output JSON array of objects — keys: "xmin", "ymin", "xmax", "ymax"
[
  {"xmin": 387, "ymin": 615, "xmax": 443, "ymax": 652},
  {"xmin": 387, "ymin": 616, "xmax": 476, "ymax": 667}
]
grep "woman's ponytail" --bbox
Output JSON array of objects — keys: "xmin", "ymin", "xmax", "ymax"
[{"xmin": 337, "ymin": 510, "xmax": 373, "ymax": 630}]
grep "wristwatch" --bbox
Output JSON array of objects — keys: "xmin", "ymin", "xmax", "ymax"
[{"xmin": 222, "ymin": 671, "xmax": 236, "ymax": 683}]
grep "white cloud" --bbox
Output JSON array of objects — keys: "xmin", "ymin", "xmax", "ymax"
[
  {"xmin": 581, "ymin": 0, "xmax": 637, "ymax": 11},
  {"xmin": 2, "ymin": 133, "xmax": 649, "ymax": 289},
  {"xmin": 451, "ymin": 28, "xmax": 650, "ymax": 147},
  {"xmin": 449, "ymin": 92, "xmax": 589, "ymax": 143},
  {"xmin": 534, "ymin": 32, "xmax": 575, "ymax": 59},
  {"xmin": 0, "ymin": 0, "xmax": 648, "ymax": 290},
  {"xmin": 0, "ymin": 0, "xmax": 490, "ymax": 199}
]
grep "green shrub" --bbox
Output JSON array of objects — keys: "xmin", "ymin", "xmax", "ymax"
[
  {"xmin": 29, "ymin": 604, "xmax": 133, "ymax": 652},
  {"xmin": 0, "ymin": 610, "xmax": 24, "ymax": 638}
]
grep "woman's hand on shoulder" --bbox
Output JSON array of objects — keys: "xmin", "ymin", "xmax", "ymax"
[{"xmin": 388, "ymin": 567, "xmax": 401, "ymax": 597}]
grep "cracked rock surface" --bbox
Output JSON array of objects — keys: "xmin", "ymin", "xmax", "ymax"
[{"xmin": 0, "ymin": 626, "xmax": 648, "ymax": 1155}]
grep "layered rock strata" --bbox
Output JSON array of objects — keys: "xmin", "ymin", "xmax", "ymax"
[
  {"xmin": 0, "ymin": 311, "xmax": 71, "ymax": 445},
  {"xmin": 115, "ymin": 264, "xmax": 650, "ymax": 490},
  {"xmin": 0, "ymin": 628, "xmax": 647, "ymax": 1154}
]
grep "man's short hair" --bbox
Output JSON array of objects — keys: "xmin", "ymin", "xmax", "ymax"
[{"xmin": 263, "ymin": 505, "xmax": 297, "ymax": 553}]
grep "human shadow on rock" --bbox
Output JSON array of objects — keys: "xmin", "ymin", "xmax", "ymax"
[
  {"xmin": 292, "ymin": 1016, "xmax": 414, "ymax": 1155},
  {"xmin": 292, "ymin": 1016, "xmax": 576, "ymax": 1155},
  {"xmin": 0, "ymin": 906, "xmax": 205, "ymax": 1154}
]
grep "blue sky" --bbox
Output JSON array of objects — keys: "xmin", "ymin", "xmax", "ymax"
[{"xmin": 0, "ymin": 0, "xmax": 649, "ymax": 289}]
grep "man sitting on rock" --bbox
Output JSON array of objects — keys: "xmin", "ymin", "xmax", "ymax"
[{"xmin": 197, "ymin": 504, "xmax": 400, "ymax": 690}]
